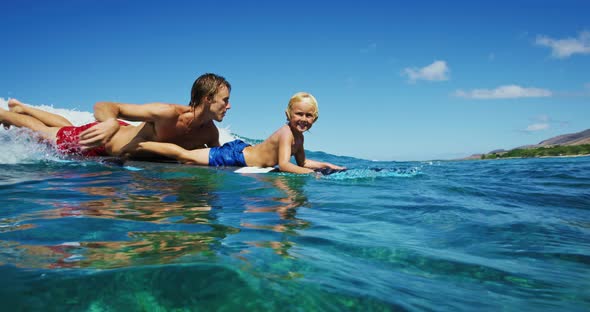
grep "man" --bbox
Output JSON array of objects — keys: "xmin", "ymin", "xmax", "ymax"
[{"xmin": 0, "ymin": 73, "xmax": 231, "ymax": 159}]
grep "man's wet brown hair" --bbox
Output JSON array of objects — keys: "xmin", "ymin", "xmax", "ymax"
[{"xmin": 189, "ymin": 73, "xmax": 231, "ymax": 108}]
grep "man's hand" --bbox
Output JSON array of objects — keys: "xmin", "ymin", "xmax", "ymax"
[{"xmin": 78, "ymin": 119, "xmax": 121, "ymax": 150}]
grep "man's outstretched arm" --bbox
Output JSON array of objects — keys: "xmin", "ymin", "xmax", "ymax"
[
  {"xmin": 79, "ymin": 102, "xmax": 177, "ymax": 149},
  {"xmin": 94, "ymin": 102, "xmax": 176, "ymax": 122}
]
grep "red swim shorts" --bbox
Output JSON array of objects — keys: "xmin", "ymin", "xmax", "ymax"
[{"xmin": 55, "ymin": 121, "xmax": 129, "ymax": 157}]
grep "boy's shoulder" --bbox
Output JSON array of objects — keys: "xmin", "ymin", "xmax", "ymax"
[
  {"xmin": 264, "ymin": 124, "xmax": 292, "ymax": 144},
  {"xmin": 276, "ymin": 124, "xmax": 295, "ymax": 137}
]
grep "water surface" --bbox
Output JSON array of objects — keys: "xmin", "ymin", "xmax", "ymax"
[{"xmin": 1, "ymin": 153, "xmax": 589, "ymax": 311}]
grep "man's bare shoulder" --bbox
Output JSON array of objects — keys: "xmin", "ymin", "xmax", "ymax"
[
  {"xmin": 149, "ymin": 103, "xmax": 190, "ymax": 120},
  {"xmin": 168, "ymin": 103, "xmax": 192, "ymax": 115}
]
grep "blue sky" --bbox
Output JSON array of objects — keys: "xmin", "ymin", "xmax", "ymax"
[{"xmin": 1, "ymin": 0, "xmax": 589, "ymax": 161}]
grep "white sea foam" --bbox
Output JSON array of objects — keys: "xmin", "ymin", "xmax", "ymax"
[
  {"xmin": 0, "ymin": 98, "xmax": 236, "ymax": 164},
  {"xmin": 0, "ymin": 127, "xmax": 62, "ymax": 164},
  {"xmin": 321, "ymin": 167, "xmax": 421, "ymax": 180}
]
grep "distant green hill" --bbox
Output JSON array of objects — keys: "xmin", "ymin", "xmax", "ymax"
[
  {"xmin": 481, "ymin": 144, "xmax": 590, "ymax": 159},
  {"xmin": 464, "ymin": 128, "xmax": 590, "ymax": 160}
]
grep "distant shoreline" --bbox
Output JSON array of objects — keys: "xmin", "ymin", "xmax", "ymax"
[
  {"xmin": 459, "ymin": 153, "xmax": 590, "ymax": 161},
  {"xmin": 460, "ymin": 129, "xmax": 590, "ymax": 161}
]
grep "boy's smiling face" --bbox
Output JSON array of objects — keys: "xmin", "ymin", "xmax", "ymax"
[{"xmin": 287, "ymin": 100, "xmax": 317, "ymax": 133}]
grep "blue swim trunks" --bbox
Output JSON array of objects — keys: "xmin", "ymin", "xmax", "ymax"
[{"xmin": 208, "ymin": 140, "xmax": 250, "ymax": 167}]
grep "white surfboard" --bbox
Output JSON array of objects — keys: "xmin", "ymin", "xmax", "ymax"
[{"xmin": 234, "ymin": 166, "xmax": 277, "ymax": 173}]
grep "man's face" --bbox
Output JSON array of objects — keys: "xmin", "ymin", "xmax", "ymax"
[{"xmin": 209, "ymin": 85, "xmax": 231, "ymax": 122}]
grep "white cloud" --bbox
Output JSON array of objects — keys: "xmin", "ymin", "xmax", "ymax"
[
  {"xmin": 522, "ymin": 115, "xmax": 570, "ymax": 133},
  {"xmin": 535, "ymin": 31, "xmax": 590, "ymax": 58},
  {"xmin": 402, "ymin": 60, "xmax": 449, "ymax": 83},
  {"xmin": 454, "ymin": 85, "xmax": 552, "ymax": 99},
  {"xmin": 525, "ymin": 123, "xmax": 550, "ymax": 132},
  {"xmin": 524, "ymin": 115, "xmax": 551, "ymax": 132}
]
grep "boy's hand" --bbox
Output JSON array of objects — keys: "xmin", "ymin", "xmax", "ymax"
[{"xmin": 327, "ymin": 164, "xmax": 347, "ymax": 170}]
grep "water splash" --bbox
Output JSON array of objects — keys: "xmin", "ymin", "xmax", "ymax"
[
  {"xmin": 0, "ymin": 128, "xmax": 63, "ymax": 164},
  {"xmin": 323, "ymin": 167, "xmax": 422, "ymax": 180}
]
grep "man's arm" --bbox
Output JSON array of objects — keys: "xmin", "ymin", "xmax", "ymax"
[
  {"xmin": 79, "ymin": 102, "xmax": 177, "ymax": 149},
  {"xmin": 93, "ymin": 102, "xmax": 177, "ymax": 122},
  {"xmin": 137, "ymin": 141, "xmax": 210, "ymax": 165}
]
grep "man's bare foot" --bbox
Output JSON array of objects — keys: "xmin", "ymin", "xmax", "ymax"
[
  {"xmin": 8, "ymin": 99, "xmax": 26, "ymax": 114},
  {"xmin": 0, "ymin": 107, "xmax": 10, "ymax": 129}
]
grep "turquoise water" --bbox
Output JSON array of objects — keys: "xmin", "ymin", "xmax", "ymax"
[{"xmin": 1, "ymin": 147, "xmax": 590, "ymax": 310}]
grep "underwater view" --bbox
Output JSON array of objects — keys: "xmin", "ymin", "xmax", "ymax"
[
  {"xmin": 3, "ymin": 1, "xmax": 589, "ymax": 310},
  {"xmin": 1, "ymin": 122, "xmax": 589, "ymax": 310}
]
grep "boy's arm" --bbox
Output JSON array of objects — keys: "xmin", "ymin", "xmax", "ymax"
[
  {"xmin": 291, "ymin": 135, "xmax": 345, "ymax": 171},
  {"xmin": 277, "ymin": 134, "xmax": 314, "ymax": 174},
  {"xmin": 79, "ymin": 102, "xmax": 177, "ymax": 149},
  {"xmin": 137, "ymin": 142, "xmax": 210, "ymax": 165},
  {"xmin": 303, "ymin": 158, "xmax": 346, "ymax": 170}
]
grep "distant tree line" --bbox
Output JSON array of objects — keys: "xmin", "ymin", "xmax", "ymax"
[{"xmin": 481, "ymin": 144, "xmax": 590, "ymax": 159}]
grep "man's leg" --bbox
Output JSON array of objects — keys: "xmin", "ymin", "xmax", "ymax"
[
  {"xmin": 8, "ymin": 99, "xmax": 73, "ymax": 127},
  {"xmin": 0, "ymin": 107, "xmax": 60, "ymax": 141}
]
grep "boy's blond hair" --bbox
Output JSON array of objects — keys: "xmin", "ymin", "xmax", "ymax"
[{"xmin": 285, "ymin": 92, "xmax": 319, "ymax": 122}]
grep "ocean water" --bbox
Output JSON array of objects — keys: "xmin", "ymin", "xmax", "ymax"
[{"xmin": 1, "ymin": 104, "xmax": 589, "ymax": 311}]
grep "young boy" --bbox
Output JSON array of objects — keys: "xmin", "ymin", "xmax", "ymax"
[{"xmin": 137, "ymin": 92, "xmax": 345, "ymax": 174}]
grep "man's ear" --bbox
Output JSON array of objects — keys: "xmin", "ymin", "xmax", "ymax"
[
  {"xmin": 200, "ymin": 95, "xmax": 213, "ymax": 108},
  {"xmin": 285, "ymin": 110, "xmax": 290, "ymax": 121}
]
